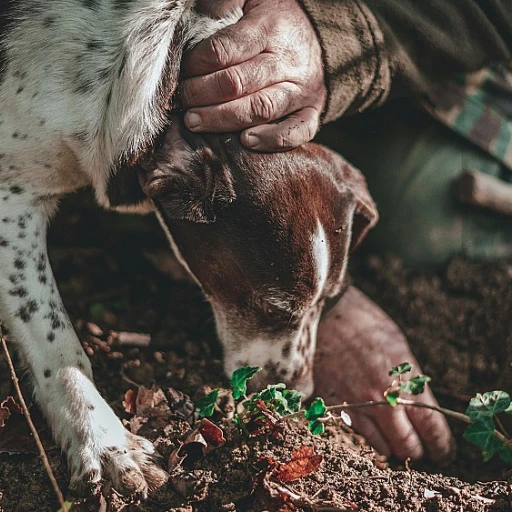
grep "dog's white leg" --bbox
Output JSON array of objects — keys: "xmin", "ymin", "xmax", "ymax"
[{"xmin": 0, "ymin": 183, "xmax": 166, "ymax": 495}]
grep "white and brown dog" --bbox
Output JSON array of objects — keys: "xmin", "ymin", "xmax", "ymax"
[{"xmin": 0, "ymin": 0, "xmax": 377, "ymax": 497}]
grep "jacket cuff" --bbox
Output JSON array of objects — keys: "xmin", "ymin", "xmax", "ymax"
[{"xmin": 297, "ymin": 0, "xmax": 391, "ymax": 123}]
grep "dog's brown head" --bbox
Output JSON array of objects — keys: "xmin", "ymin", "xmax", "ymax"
[{"xmin": 138, "ymin": 118, "xmax": 378, "ymax": 397}]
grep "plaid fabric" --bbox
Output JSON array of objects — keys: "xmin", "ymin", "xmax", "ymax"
[{"xmin": 423, "ymin": 64, "xmax": 512, "ymax": 171}]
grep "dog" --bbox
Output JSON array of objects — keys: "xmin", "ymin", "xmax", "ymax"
[{"xmin": 0, "ymin": 0, "xmax": 377, "ymax": 497}]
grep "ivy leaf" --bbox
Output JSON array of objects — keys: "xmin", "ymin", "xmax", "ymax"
[
  {"xmin": 463, "ymin": 416, "xmax": 500, "ymax": 459},
  {"xmin": 282, "ymin": 389, "xmax": 303, "ymax": 414},
  {"xmin": 400, "ymin": 375, "xmax": 431, "ymax": 395},
  {"xmin": 465, "ymin": 391, "xmax": 511, "ymax": 422},
  {"xmin": 305, "ymin": 398, "xmax": 327, "ymax": 421},
  {"xmin": 386, "ymin": 391, "xmax": 399, "ymax": 407},
  {"xmin": 230, "ymin": 366, "xmax": 261, "ymax": 400},
  {"xmin": 308, "ymin": 419, "xmax": 325, "ymax": 435},
  {"xmin": 497, "ymin": 444, "xmax": 512, "ymax": 465},
  {"xmin": 196, "ymin": 389, "xmax": 220, "ymax": 418},
  {"xmin": 389, "ymin": 363, "xmax": 412, "ymax": 376},
  {"xmin": 254, "ymin": 383, "xmax": 286, "ymax": 403}
]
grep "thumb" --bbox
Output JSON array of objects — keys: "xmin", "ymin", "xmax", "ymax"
[{"xmin": 194, "ymin": 0, "xmax": 246, "ymax": 18}]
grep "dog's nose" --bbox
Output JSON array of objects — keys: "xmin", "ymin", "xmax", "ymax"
[{"xmin": 292, "ymin": 374, "xmax": 315, "ymax": 400}]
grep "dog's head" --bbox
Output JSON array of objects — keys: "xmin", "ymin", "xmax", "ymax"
[{"xmin": 138, "ymin": 117, "xmax": 378, "ymax": 397}]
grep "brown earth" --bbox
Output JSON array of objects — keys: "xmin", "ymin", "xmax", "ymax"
[{"xmin": 0, "ymin": 192, "xmax": 512, "ymax": 512}]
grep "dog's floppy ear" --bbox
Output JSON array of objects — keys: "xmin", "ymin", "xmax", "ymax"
[
  {"xmin": 138, "ymin": 128, "xmax": 235, "ymax": 224},
  {"xmin": 336, "ymin": 155, "xmax": 378, "ymax": 251}
]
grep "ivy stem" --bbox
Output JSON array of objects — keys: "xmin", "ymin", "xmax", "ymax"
[
  {"xmin": 289, "ymin": 398, "xmax": 510, "ymax": 446},
  {"xmin": 494, "ymin": 415, "xmax": 511, "ymax": 439}
]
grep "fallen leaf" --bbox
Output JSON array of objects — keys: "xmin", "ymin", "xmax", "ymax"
[
  {"xmin": 136, "ymin": 386, "xmax": 170, "ymax": 418},
  {"xmin": 199, "ymin": 418, "xmax": 225, "ymax": 447},
  {"xmin": 0, "ymin": 396, "xmax": 23, "ymax": 428},
  {"xmin": 274, "ymin": 446, "xmax": 322, "ymax": 483},
  {"xmin": 122, "ymin": 389, "xmax": 136, "ymax": 415},
  {"xmin": 168, "ymin": 442, "xmax": 189, "ymax": 473},
  {"xmin": 0, "ymin": 404, "xmax": 53, "ymax": 455},
  {"xmin": 167, "ymin": 387, "xmax": 198, "ymax": 425},
  {"xmin": 168, "ymin": 419, "xmax": 226, "ymax": 472}
]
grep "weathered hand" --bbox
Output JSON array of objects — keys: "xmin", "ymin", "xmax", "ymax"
[
  {"xmin": 181, "ymin": 0, "xmax": 327, "ymax": 152},
  {"xmin": 315, "ymin": 287, "xmax": 454, "ymax": 462}
]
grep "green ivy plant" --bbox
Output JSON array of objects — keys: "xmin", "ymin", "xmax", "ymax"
[{"xmin": 196, "ymin": 363, "xmax": 512, "ymax": 466}]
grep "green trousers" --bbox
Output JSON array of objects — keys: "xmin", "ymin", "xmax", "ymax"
[{"xmin": 316, "ymin": 101, "xmax": 512, "ymax": 268}]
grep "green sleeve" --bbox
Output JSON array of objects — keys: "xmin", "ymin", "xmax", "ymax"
[{"xmin": 298, "ymin": 0, "xmax": 512, "ymax": 122}]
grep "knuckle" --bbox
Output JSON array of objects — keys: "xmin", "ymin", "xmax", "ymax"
[
  {"xmin": 209, "ymin": 36, "xmax": 232, "ymax": 67},
  {"xmin": 250, "ymin": 92, "xmax": 276, "ymax": 122},
  {"xmin": 396, "ymin": 429, "xmax": 423, "ymax": 460},
  {"xmin": 275, "ymin": 130, "xmax": 300, "ymax": 150},
  {"xmin": 221, "ymin": 67, "xmax": 245, "ymax": 98}
]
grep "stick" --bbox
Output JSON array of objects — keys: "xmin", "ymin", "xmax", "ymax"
[
  {"xmin": 287, "ymin": 398, "xmax": 509, "ymax": 445},
  {"xmin": 0, "ymin": 324, "xmax": 69, "ymax": 512},
  {"xmin": 453, "ymin": 170, "xmax": 512, "ymax": 216}
]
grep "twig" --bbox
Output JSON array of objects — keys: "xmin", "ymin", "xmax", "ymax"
[
  {"xmin": 0, "ymin": 323, "xmax": 69, "ymax": 512},
  {"xmin": 494, "ymin": 415, "xmax": 511, "ymax": 440},
  {"xmin": 288, "ymin": 397, "xmax": 509, "ymax": 445}
]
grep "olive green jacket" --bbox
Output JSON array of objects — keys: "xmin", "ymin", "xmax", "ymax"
[{"xmin": 298, "ymin": 0, "xmax": 512, "ymax": 123}]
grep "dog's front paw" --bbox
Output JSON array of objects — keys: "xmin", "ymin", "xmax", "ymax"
[{"xmin": 68, "ymin": 429, "xmax": 168, "ymax": 496}]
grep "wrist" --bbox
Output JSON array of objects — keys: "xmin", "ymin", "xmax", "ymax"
[{"xmin": 296, "ymin": 0, "xmax": 391, "ymax": 123}]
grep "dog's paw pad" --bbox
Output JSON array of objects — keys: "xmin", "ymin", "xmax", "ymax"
[
  {"xmin": 103, "ymin": 434, "xmax": 168, "ymax": 495},
  {"xmin": 69, "ymin": 464, "xmax": 102, "ymax": 495}
]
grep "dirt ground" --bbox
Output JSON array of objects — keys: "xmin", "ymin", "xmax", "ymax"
[{"xmin": 1, "ymin": 193, "xmax": 512, "ymax": 511}]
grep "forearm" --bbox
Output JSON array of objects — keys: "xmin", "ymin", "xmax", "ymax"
[{"xmin": 298, "ymin": 0, "xmax": 512, "ymax": 122}]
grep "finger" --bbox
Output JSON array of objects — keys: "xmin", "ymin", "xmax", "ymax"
[
  {"xmin": 184, "ymin": 82, "xmax": 302, "ymax": 133},
  {"xmin": 406, "ymin": 390, "xmax": 454, "ymax": 462},
  {"xmin": 182, "ymin": 14, "xmax": 266, "ymax": 77},
  {"xmin": 195, "ymin": 0, "xmax": 245, "ymax": 17},
  {"xmin": 350, "ymin": 413, "xmax": 392, "ymax": 457},
  {"xmin": 181, "ymin": 53, "xmax": 284, "ymax": 108},
  {"xmin": 374, "ymin": 407, "xmax": 424, "ymax": 461},
  {"xmin": 241, "ymin": 107, "xmax": 320, "ymax": 151}
]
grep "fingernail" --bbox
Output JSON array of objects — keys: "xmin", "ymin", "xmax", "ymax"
[
  {"xmin": 244, "ymin": 134, "xmax": 260, "ymax": 148},
  {"xmin": 185, "ymin": 112, "xmax": 201, "ymax": 130}
]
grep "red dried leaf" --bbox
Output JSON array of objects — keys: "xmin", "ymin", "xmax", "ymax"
[
  {"xmin": 138, "ymin": 386, "xmax": 171, "ymax": 419},
  {"xmin": 122, "ymin": 389, "xmax": 136, "ymax": 415},
  {"xmin": 0, "ymin": 397, "xmax": 23, "ymax": 428},
  {"xmin": 0, "ymin": 404, "xmax": 54, "ymax": 455},
  {"xmin": 274, "ymin": 446, "xmax": 323, "ymax": 483},
  {"xmin": 199, "ymin": 418, "xmax": 225, "ymax": 447}
]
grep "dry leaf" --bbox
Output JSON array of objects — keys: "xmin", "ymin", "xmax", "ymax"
[
  {"xmin": 275, "ymin": 446, "xmax": 323, "ymax": 483},
  {"xmin": 0, "ymin": 396, "xmax": 23, "ymax": 428},
  {"xmin": 122, "ymin": 389, "xmax": 136, "ymax": 415}
]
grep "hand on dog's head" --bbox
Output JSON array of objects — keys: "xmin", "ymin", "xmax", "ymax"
[{"xmin": 138, "ymin": 115, "xmax": 378, "ymax": 397}]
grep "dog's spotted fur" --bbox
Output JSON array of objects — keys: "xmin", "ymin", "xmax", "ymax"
[
  {"xmin": 0, "ymin": 0, "xmax": 241, "ymax": 495},
  {"xmin": 0, "ymin": 0, "xmax": 378, "ymax": 497}
]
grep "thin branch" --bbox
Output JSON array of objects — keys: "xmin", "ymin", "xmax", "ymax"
[
  {"xmin": 286, "ymin": 396, "xmax": 509, "ymax": 446},
  {"xmin": 0, "ymin": 324, "xmax": 69, "ymax": 512},
  {"xmin": 323, "ymin": 398, "xmax": 509, "ymax": 445}
]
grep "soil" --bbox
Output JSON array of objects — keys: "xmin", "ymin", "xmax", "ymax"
[{"xmin": 1, "ymin": 192, "xmax": 512, "ymax": 512}]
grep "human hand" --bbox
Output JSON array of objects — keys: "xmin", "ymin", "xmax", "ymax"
[
  {"xmin": 181, "ymin": 0, "xmax": 327, "ymax": 152},
  {"xmin": 315, "ymin": 287, "xmax": 453, "ymax": 462}
]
